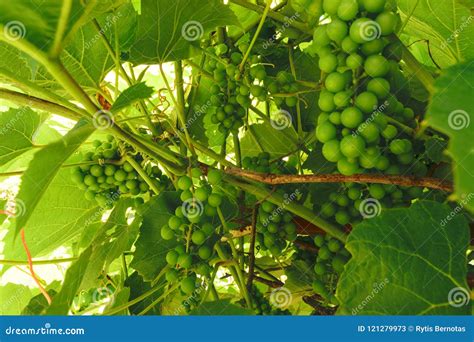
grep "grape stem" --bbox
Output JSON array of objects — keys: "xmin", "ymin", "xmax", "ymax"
[
  {"xmin": 246, "ymin": 206, "xmax": 258, "ymax": 290},
  {"xmin": 225, "ymin": 168, "xmax": 453, "ymax": 192}
]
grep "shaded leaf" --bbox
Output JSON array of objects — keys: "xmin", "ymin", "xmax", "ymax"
[
  {"xmin": 111, "ymin": 82, "xmax": 154, "ymax": 113},
  {"xmin": 189, "ymin": 299, "xmax": 255, "ymax": 315}
]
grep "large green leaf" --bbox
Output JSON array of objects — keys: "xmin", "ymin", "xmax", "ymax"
[
  {"xmin": 130, "ymin": 191, "xmax": 180, "ymax": 281},
  {"xmin": 14, "ymin": 120, "xmax": 95, "ymax": 236},
  {"xmin": 0, "ymin": 283, "xmax": 34, "ymax": 314},
  {"xmin": 398, "ymin": 0, "xmax": 474, "ymax": 67},
  {"xmin": 129, "ymin": 0, "xmax": 238, "ymax": 63},
  {"xmin": 3, "ymin": 169, "xmax": 101, "ymax": 260},
  {"xmin": 425, "ymin": 60, "xmax": 474, "ymax": 213},
  {"xmin": 337, "ymin": 201, "xmax": 470, "ymax": 315},
  {"xmin": 0, "ymin": 107, "xmax": 44, "ymax": 166},
  {"xmin": 46, "ymin": 246, "xmax": 93, "ymax": 315}
]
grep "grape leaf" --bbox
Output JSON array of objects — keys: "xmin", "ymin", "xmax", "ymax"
[
  {"xmin": 189, "ymin": 300, "xmax": 255, "ymax": 315},
  {"xmin": 14, "ymin": 120, "xmax": 95, "ymax": 236},
  {"xmin": 0, "ymin": 283, "xmax": 34, "ymax": 314},
  {"xmin": 337, "ymin": 201, "xmax": 470, "ymax": 315},
  {"xmin": 129, "ymin": 0, "xmax": 239, "ymax": 63},
  {"xmin": 130, "ymin": 191, "xmax": 180, "ymax": 281},
  {"xmin": 0, "ymin": 107, "xmax": 44, "ymax": 166},
  {"xmin": 397, "ymin": 0, "xmax": 474, "ymax": 68},
  {"xmin": 46, "ymin": 246, "xmax": 93, "ymax": 315},
  {"xmin": 2, "ymin": 169, "xmax": 101, "ymax": 261},
  {"xmin": 111, "ymin": 82, "xmax": 154, "ymax": 114},
  {"xmin": 425, "ymin": 60, "xmax": 474, "ymax": 213},
  {"xmin": 240, "ymin": 122, "xmax": 298, "ymax": 158},
  {"xmin": 124, "ymin": 272, "xmax": 163, "ymax": 315},
  {"xmin": 21, "ymin": 289, "xmax": 58, "ymax": 315},
  {"xmin": 424, "ymin": 136, "xmax": 449, "ymax": 164}
]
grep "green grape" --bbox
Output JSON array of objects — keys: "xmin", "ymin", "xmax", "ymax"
[
  {"xmin": 341, "ymin": 107, "xmax": 364, "ymax": 128},
  {"xmin": 166, "ymin": 250, "xmax": 179, "ymax": 265},
  {"xmin": 367, "ymin": 78, "xmax": 390, "ymax": 98},
  {"xmin": 362, "ymin": 0, "xmax": 386, "ymax": 14},
  {"xmin": 369, "ymin": 184, "xmax": 386, "ymax": 199},
  {"xmin": 346, "ymin": 53, "xmax": 363, "ymax": 69},
  {"xmin": 168, "ymin": 216, "xmax": 183, "ymax": 230},
  {"xmin": 327, "ymin": 19, "xmax": 348, "ymax": 43},
  {"xmin": 312, "ymin": 280, "xmax": 329, "ymax": 298},
  {"xmin": 398, "ymin": 152, "xmax": 414, "ymax": 164},
  {"xmin": 333, "ymin": 91, "xmax": 352, "ymax": 108},
  {"xmin": 355, "ymin": 92, "xmax": 378, "ymax": 113},
  {"xmin": 321, "ymin": 202, "xmax": 337, "ymax": 217},
  {"xmin": 198, "ymin": 245, "xmax": 212, "ymax": 260},
  {"xmin": 314, "ymin": 234, "xmax": 325, "ymax": 247},
  {"xmin": 325, "ymin": 72, "xmax": 347, "ymax": 93},
  {"xmin": 376, "ymin": 11, "xmax": 399, "ymax": 35},
  {"xmin": 90, "ymin": 165, "xmax": 103, "ymax": 177},
  {"xmin": 337, "ymin": 158, "xmax": 359, "ymax": 175},
  {"xmin": 338, "ymin": 0, "xmax": 359, "ymax": 21},
  {"xmin": 180, "ymin": 275, "xmax": 196, "ymax": 294},
  {"xmin": 323, "ymin": 0, "xmax": 342, "ymax": 15},
  {"xmin": 177, "ymin": 253, "xmax": 193, "ymax": 269},
  {"xmin": 180, "ymin": 190, "xmax": 193, "ymax": 202},
  {"xmin": 114, "ymin": 169, "xmax": 127, "ymax": 182},
  {"xmin": 335, "ymin": 210, "xmax": 350, "ymax": 225},
  {"xmin": 191, "ymin": 230, "xmax": 206, "ymax": 245},
  {"xmin": 389, "ymin": 139, "xmax": 411, "ymax": 155},
  {"xmin": 207, "ymin": 193, "xmax": 223, "ymax": 207},
  {"xmin": 201, "ymin": 222, "xmax": 214, "ymax": 236},
  {"xmin": 359, "ymin": 122, "xmax": 379, "ymax": 143},
  {"xmin": 336, "ymin": 194, "xmax": 349, "ymax": 207},
  {"xmin": 349, "ymin": 18, "xmax": 375, "ymax": 43},
  {"xmin": 364, "ymin": 55, "xmax": 389, "ymax": 77},
  {"xmin": 316, "ymin": 121, "xmax": 337, "ymax": 143},
  {"xmin": 360, "ymin": 39, "xmax": 386, "ymax": 56},
  {"xmin": 348, "ymin": 187, "xmax": 361, "ymax": 200},
  {"xmin": 207, "ymin": 169, "xmax": 222, "ymax": 185},
  {"xmin": 319, "ymin": 54, "xmax": 338, "ymax": 73},
  {"xmin": 165, "ymin": 268, "xmax": 179, "ymax": 282},
  {"xmin": 341, "ymin": 36, "xmax": 359, "ymax": 53},
  {"xmin": 332, "ymin": 256, "xmax": 347, "ymax": 273},
  {"xmin": 318, "ymin": 90, "xmax": 336, "ymax": 112},
  {"xmin": 161, "ymin": 225, "xmax": 175, "ymax": 240},
  {"xmin": 382, "ymin": 125, "xmax": 397, "ymax": 139},
  {"xmin": 328, "ymin": 239, "xmax": 341, "ymax": 252},
  {"xmin": 314, "ymin": 262, "xmax": 327, "ymax": 275},
  {"xmin": 318, "ymin": 246, "xmax": 332, "ymax": 260}
]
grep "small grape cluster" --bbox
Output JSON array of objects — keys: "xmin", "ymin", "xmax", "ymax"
[
  {"xmin": 250, "ymin": 286, "xmax": 290, "ymax": 315},
  {"xmin": 242, "ymin": 152, "xmax": 286, "ymax": 174},
  {"xmin": 162, "ymin": 169, "xmax": 225, "ymax": 296},
  {"xmin": 256, "ymin": 200, "xmax": 297, "ymax": 257},
  {"xmin": 72, "ymin": 137, "xmax": 166, "ymax": 206},
  {"xmin": 311, "ymin": 233, "xmax": 350, "ymax": 301}
]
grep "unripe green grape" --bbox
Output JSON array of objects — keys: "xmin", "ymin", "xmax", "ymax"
[
  {"xmin": 367, "ymin": 78, "xmax": 390, "ymax": 98},
  {"xmin": 346, "ymin": 53, "xmax": 363, "ymax": 69},
  {"xmin": 364, "ymin": 55, "xmax": 389, "ymax": 77},
  {"xmin": 337, "ymin": 158, "xmax": 359, "ymax": 175},
  {"xmin": 177, "ymin": 253, "xmax": 193, "ymax": 269},
  {"xmin": 398, "ymin": 152, "xmax": 414, "ymax": 164},
  {"xmin": 319, "ymin": 246, "xmax": 332, "ymax": 260},
  {"xmin": 333, "ymin": 91, "xmax": 352, "ymax": 108},
  {"xmin": 327, "ymin": 19, "xmax": 348, "ymax": 43},
  {"xmin": 369, "ymin": 184, "xmax": 386, "ymax": 199},
  {"xmin": 348, "ymin": 187, "xmax": 361, "ymax": 200},
  {"xmin": 316, "ymin": 121, "xmax": 337, "ymax": 143},
  {"xmin": 329, "ymin": 111, "xmax": 341, "ymax": 125},
  {"xmin": 84, "ymin": 174, "xmax": 97, "ymax": 186},
  {"xmin": 285, "ymin": 96, "xmax": 298, "ymax": 107},
  {"xmin": 166, "ymin": 250, "xmax": 179, "ymax": 265},
  {"xmin": 312, "ymin": 280, "xmax": 329, "ymax": 298},
  {"xmin": 355, "ymin": 91, "xmax": 378, "ymax": 113},
  {"xmin": 335, "ymin": 210, "xmax": 350, "ymax": 225},
  {"xmin": 403, "ymin": 107, "xmax": 415, "ymax": 120},
  {"xmin": 314, "ymin": 263, "xmax": 326, "ymax": 275},
  {"xmin": 90, "ymin": 165, "xmax": 103, "ymax": 177},
  {"xmin": 194, "ymin": 187, "xmax": 209, "ymax": 202},
  {"xmin": 207, "ymin": 193, "xmax": 223, "ymax": 207},
  {"xmin": 323, "ymin": 0, "xmax": 342, "ymax": 15},
  {"xmin": 360, "ymin": 39, "xmax": 386, "ymax": 56},
  {"xmin": 318, "ymin": 91, "xmax": 336, "ymax": 112},
  {"xmin": 191, "ymin": 230, "xmax": 206, "ymax": 245},
  {"xmin": 161, "ymin": 225, "xmax": 175, "ymax": 240},
  {"xmin": 165, "ymin": 268, "xmax": 179, "ymax": 282},
  {"xmin": 341, "ymin": 36, "xmax": 359, "ymax": 53},
  {"xmin": 332, "ymin": 256, "xmax": 346, "ymax": 273},
  {"xmin": 319, "ymin": 54, "xmax": 338, "ymax": 73},
  {"xmin": 267, "ymin": 222, "xmax": 279, "ymax": 234},
  {"xmin": 382, "ymin": 124, "xmax": 397, "ymax": 139},
  {"xmin": 373, "ymin": 112, "xmax": 388, "ymax": 129},
  {"xmin": 114, "ymin": 169, "xmax": 127, "ymax": 182},
  {"xmin": 314, "ymin": 234, "xmax": 325, "ymax": 247},
  {"xmin": 349, "ymin": 18, "xmax": 374, "ymax": 43},
  {"xmin": 336, "ymin": 194, "xmax": 350, "ymax": 206},
  {"xmin": 337, "ymin": 0, "xmax": 359, "ymax": 21},
  {"xmin": 376, "ymin": 11, "xmax": 399, "ymax": 35},
  {"xmin": 325, "ymin": 72, "xmax": 347, "ymax": 93},
  {"xmin": 180, "ymin": 275, "xmax": 196, "ymax": 294},
  {"xmin": 341, "ymin": 107, "xmax": 364, "ymax": 128},
  {"xmin": 283, "ymin": 222, "xmax": 296, "ymax": 234},
  {"xmin": 168, "ymin": 216, "xmax": 183, "ymax": 230},
  {"xmin": 261, "ymin": 201, "xmax": 275, "ymax": 213},
  {"xmin": 180, "ymin": 190, "xmax": 193, "ymax": 202},
  {"xmin": 207, "ymin": 169, "xmax": 222, "ymax": 185},
  {"xmin": 341, "ymin": 135, "xmax": 366, "ymax": 158},
  {"xmin": 318, "ymin": 112, "xmax": 330, "ymax": 124},
  {"xmin": 328, "ymin": 239, "xmax": 341, "ymax": 252},
  {"xmin": 359, "ymin": 122, "xmax": 379, "ymax": 143},
  {"xmin": 362, "ymin": 0, "xmax": 386, "ymax": 13},
  {"xmin": 321, "ymin": 202, "xmax": 337, "ymax": 217},
  {"xmin": 389, "ymin": 139, "xmax": 411, "ymax": 155}
]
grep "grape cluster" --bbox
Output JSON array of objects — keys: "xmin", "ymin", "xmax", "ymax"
[
  {"xmin": 71, "ymin": 137, "xmax": 166, "ymax": 206},
  {"xmin": 311, "ymin": 233, "xmax": 350, "ymax": 301},
  {"xmin": 250, "ymin": 286, "xmax": 290, "ymax": 315},
  {"xmin": 162, "ymin": 169, "xmax": 225, "ymax": 295},
  {"xmin": 255, "ymin": 200, "xmax": 297, "ymax": 257},
  {"xmin": 242, "ymin": 152, "xmax": 287, "ymax": 174}
]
